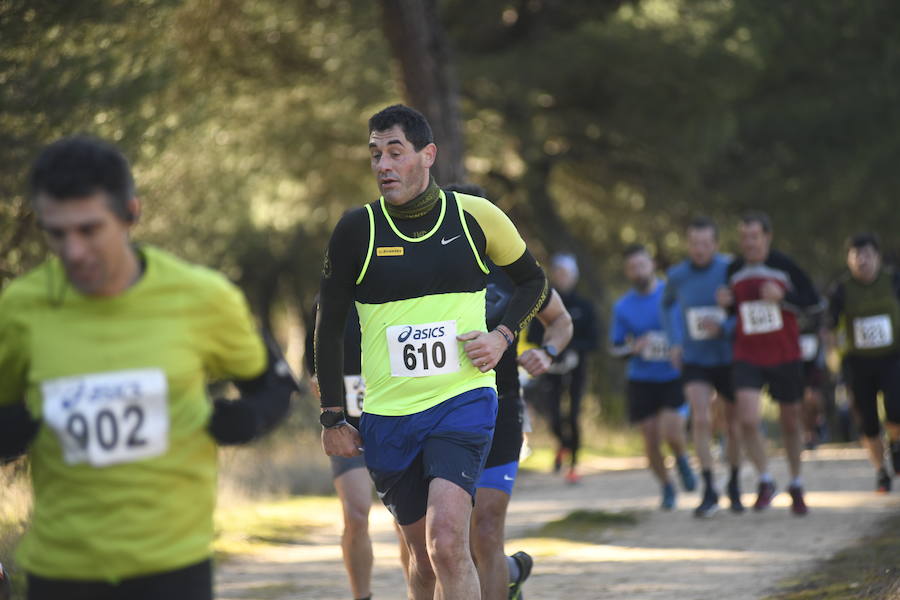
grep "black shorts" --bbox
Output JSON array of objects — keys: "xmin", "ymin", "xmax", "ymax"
[
  {"xmin": 733, "ymin": 360, "xmax": 803, "ymax": 403},
  {"xmin": 842, "ymin": 353, "xmax": 900, "ymax": 438},
  {"xmin": 627, "ymin": 379, "xmax": 685, "ymax": 423},
  {"xmin": 802, "ymin": 360, "xmax": 827, "ymax": 389},
  {"xmin": 681, "ymin": 363, "xmax": 734, "ymax": 403},
  {"xmin": 485, "ymin": 392, "xmax": 524, "ymax": 468},
  {"xmin": 28, "ymin": 559, "xmax": 212, "ymax": 600}
]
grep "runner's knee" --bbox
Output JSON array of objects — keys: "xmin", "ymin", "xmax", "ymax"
[
  {"xmin": 427, "ymin": 526, "xmax": 470, "ymax": 574},
  {"xmin": 342, "ymin": 506, "xmax": 370, "ymax": 536},
  {"xmin": 692, "ymin": 411, "xmax": 713, "ymax": 432},
  {"xmin": 470, "ymin": 510, "xmax": 504, "ymax": 556}
]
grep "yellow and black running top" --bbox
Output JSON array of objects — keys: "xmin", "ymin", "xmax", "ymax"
[{"xmin": 316, "ymin": 181, "xmax": 547, "ymax": 416}]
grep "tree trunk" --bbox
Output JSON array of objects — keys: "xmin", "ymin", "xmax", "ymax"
[{"xmin": 378, "ymin": 0, "xmax": 466, "ymax": 185}]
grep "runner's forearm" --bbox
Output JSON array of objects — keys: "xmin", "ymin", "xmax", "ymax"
[
  {"xmin": 314, "ymin": 211, "xmax": 366, "ymax": 408},
  {"xmin": 0, "ymin": 402, "xmax": 39, "ymax": 461},
  {"xmin": 209, "ymin": 335, "xmax": 297, "ymax": 445},
  {"xmin": 497, "ymin": 249, "xmax": 548, "ymax": 335},
  {"xmin": 536, "ymin": 289, "xmax": 573, "ymax": 352}
]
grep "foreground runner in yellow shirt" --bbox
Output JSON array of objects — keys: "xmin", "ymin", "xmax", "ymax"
[{"xmin": 0, "ymin": 136, "xmax": 295, "ymax": 600}]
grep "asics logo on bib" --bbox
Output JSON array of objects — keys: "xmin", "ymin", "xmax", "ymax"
[
  {"xmin": 60, "ymin": 380, "xmax": 144, "ymax": 410},
  {"xmin": 397, "ymin": 324, "xmax": 447, "ymax": 343}
]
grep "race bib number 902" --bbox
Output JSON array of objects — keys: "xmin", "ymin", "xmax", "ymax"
[
  {"xmin": 387, "ymin": 320, "xmax": 460, "ymax": 377},
  {"xmin": 42, "ymin": 369, "xmax": 169, "ymax": 467}
]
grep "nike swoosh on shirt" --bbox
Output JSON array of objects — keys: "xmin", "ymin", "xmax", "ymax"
[
  {"xmin": 441, "ymin": 235, "xmax": 462, "ymax": 245},
  {"xmin": 503, "ymin": 474, "xmax": 515, "ymax": 481}
]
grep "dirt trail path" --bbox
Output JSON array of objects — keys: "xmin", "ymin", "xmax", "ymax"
[{"xmin": 217, "ymin": 447, "xmax": 900, "ymax": 599}]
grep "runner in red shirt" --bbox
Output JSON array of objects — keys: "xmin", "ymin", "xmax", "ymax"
[{"xmin": 717, "ymin": 212, "xmax": 822, "ymax": 515}]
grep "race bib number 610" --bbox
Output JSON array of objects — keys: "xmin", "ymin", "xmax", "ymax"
[
  {"xmin": 386, "ymin": 320, "xmax": 460, "ymax": 377},
  {"xmin": 42, "ymin": 369, "xmax": 169, "ymax": 467}
]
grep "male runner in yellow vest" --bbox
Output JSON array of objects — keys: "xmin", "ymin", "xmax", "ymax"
[
  {"xmin": 316, "ymin": 105, "xmax": 547, "ymax": 599},
  {"xmin": 0, "ymin": 136, "xmax": 295, "ymax": 600}
]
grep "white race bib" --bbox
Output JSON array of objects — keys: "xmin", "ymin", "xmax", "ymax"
[
  {"xmin": 343, "ymin": 375, "xmax": 365, "ymax": 418},
  {"xmin": 740, "ymin": 301, "xmax": 783, "ymax": 335},
  {"xmin": 386, "ymin": 320, "xmax": 460, "ymax": 377},
  {"xmin": 42, "ymin": 369, "xmax": 169, "ymax": 468},
  {"xmin": 640, "ymin": 331, "xmax": 670, "ymax": 362},
  {"xmin": 799, "ymin": 334, "xmax": 819, "ymax": 361},
  {"xmin": 853, "ymin": 314, "xmax": 893, "ymax": 349},
  {"xmin": 686, "ymin": 306, "xmax": 726, "ymax": 340}
]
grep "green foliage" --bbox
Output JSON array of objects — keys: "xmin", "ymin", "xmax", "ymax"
[
  {"xmin": 0, "ymin": 0, "xmax": 181, "ymax": 282},
  {"xmin": 3, "ymin": 0, "xmax": 898, "ymax": 409}
]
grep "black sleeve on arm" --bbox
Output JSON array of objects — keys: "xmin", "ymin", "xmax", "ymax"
[
  {"xmin": 314, "ymin": 209, "xmax": 368, "ymax": 408},
  {"xmin": 497, "ymin": 249, "xmax": 549, "ymax": 334},
  {"xmin": 826, "ymin": 279, "xmax": 845, "ymax": 330},
  {"xmin": 0, "ymin": 403, "xmax": 39, "ymax": 462},
  {"xmin": 304, "ymin": 303, "xmax": 318, "ymax": 376},
  {"xmin": 724, "ymin": 258, "xmax": 741, "ymax": 316},
  {"xmin": 781, "ymin": 255, "xmax": 821, "ymax": 311},
  {"xmin": 208, "ymin": 332, "xmax": 298, "ymax": 445}
]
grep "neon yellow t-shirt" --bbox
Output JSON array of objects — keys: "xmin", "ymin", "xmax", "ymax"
[{"xmin": 0, "ymin": 245, "xmax": 265, "ymax": 581}]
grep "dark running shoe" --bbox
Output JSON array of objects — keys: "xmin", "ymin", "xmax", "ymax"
[
  {"xmin": 508, "ymin": 551, "xmax": 533, "ymax": 600},
  {"xmin": 661, "ymin": 482, "xmax": 676, "ymax": 510},
  {"xmin": 676, "ymin": 455, "xmax": 697, "ymax": 492},
  {"xmin": 694, "ymin": 488, "xmax": 720, "ymax": 518},
  {"xmin": 727, "ymin": 478, "xmax": 745, "ymax": 513},
  {"xmin": 753, "ymin": 480, "xmax": 776, "ymax": 511},
  {"xmin": 552, "ymin": 448, "xmax": 565, "ymax": 474},
  {"xmin": 788, "ymin": 484, "xmax": 808, "ymax": 516},
  {"xmin": 891, "ymin": 441, "xmax": 900, "ymax": 475},
  {"xmin": 877, "ymin": 468, "xmax": 892, "ymax": 494}
]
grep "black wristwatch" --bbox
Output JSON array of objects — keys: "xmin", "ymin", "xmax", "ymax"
[
  {"xmin": 319, "ymin": 409, "xmax": 348, "ymax": 429},
  {"xmin": 541, "ymin": 344, "xmax": 559, "ymax": 360}
]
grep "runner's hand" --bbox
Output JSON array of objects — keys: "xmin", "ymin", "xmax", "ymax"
[
  {"xmin": 518, "ymin": 348, "xmax": 552, "ymax": 376},
  {"xmin": 322, "ymin": 423, "xmax": 363, "ymax": 458},
  {"xmin": 715, "ymin": 286, "xmax": 734, "ymax": 308},
  {"xmin": 458, "ymin": 330, "xmax": 507, "ymax": 372},
  {"xmin": 309, "ymin": 375, "xmax": 320, "ymax": 400},
  {"xmin": 760, "ymin": 281, "xmax": 784, "ymax": 302},
  {"xmin": 699, "ymin": 317, "xmax": 722, "ymax": 338},
  {"xmin": 631, "ymin": 334, "xmax": 650, "ymax": 354}
]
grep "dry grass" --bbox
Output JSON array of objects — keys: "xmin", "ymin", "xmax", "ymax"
[
  {"xmin": 766, "ymin": 513, "xmax": 900, "ymax": 600},
  {"xmin": 217, "ymin": 429, "xmax": 335, "ymax": 506},
  {"xmin": 0, "ymin": 460, "xmax": 31, "ymax": 599}
]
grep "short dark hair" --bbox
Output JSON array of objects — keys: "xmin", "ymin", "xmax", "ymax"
[
  {"xmin": 847, "ymin": 232, "xmax": 881, "ymax": 253},
  {"xmin": 740, "ymin": 210, "xmax": 772, "ymax": 234},
  {"xmin": 687, "ymin": 216, "xmax": 718, "ymax": 239},
  {"xmin": 622, "ymin": 243, "xmax": 648, "ymax": 259},
  {"xmin": 444, "ymin": 182, "xmax": 487, "ymax": 198},
  {"xmin": 29, "ymin": 135, "xmax": 135, "ymax": 221},
  {"xmin": 368, "ymin": 104, "xmax": 434, "ymax": 151}
]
